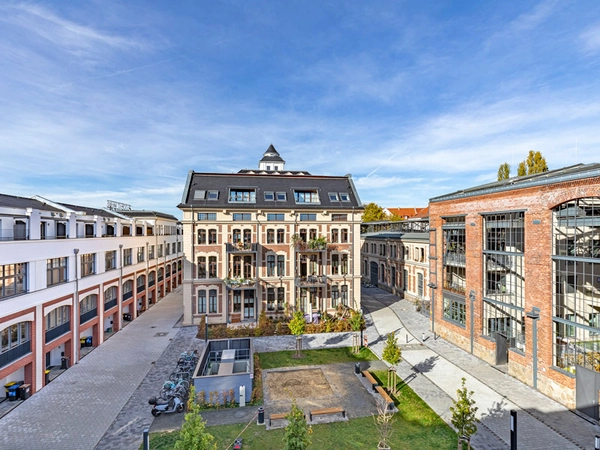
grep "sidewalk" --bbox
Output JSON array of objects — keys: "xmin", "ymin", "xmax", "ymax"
[
  {"xmin": 0, "ymin": 287, "xmax": 187, "ymax": 450},
  {"xmin": 361, "ymin": 286, "xmax": 600, "ymax": 450}
]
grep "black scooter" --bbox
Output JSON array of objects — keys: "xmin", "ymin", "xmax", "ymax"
[{"xmin": 148, "ymin": 394, "xmax": 185, "ymax": 416}]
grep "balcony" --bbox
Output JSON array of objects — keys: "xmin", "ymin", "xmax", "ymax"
[
  {"xmin": 45, "ymin": 321, "xmax": 71, "ymax": 343},
  {"xmin": 444, "ymin": 252, "xmax": 466, "ymax": 267},
  {"xmin": 296, "ymin": 275, "xmax": 328, "ymax": 288},
  {"xmin": 0, "ymin": 341, "xmax": 31, "ymax": 368},
  {"xmin": 104, "ymin": 299, "xmax": 118, "ymax": 311},
  {"xmin": 443, "ymin": 280, "xmax": 466, "ymax": 295},
  {"xmin": 224, "ymin": 277, "xmax": 257, "ymax": 290},
  {"xmin": 226, "ymin": 242, "xmax": 258, "ymax": 253}
]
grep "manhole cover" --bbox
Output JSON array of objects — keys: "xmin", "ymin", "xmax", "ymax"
[{"xmin": 154, "ymin": 332, "xmax": 168, "ymax": 337}]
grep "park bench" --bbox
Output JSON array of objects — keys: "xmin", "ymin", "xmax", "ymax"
[
  {"xmin": 268, "ymin": 412, "xmax": 288, "ymax": 427},
  {"xmin": 361, "ymin": 370, "xmax": 378, "ymax": 391},
  {"xmin": 375, "ymin": 385, "xmax": 395, "ymax": 411},
  {"xmin": 309, "ymin": 407, "xmax": 346, "ymax": 422}
]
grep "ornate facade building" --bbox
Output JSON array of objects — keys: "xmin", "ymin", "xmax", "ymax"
[{"xmin": 178, "ymin": 146, "xmax": 364, "ymax": 326}]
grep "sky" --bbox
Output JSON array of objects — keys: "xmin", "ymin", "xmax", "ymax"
[{"xmin": 2, "ymin": 1, "xmax": 600, "ymax": 219}]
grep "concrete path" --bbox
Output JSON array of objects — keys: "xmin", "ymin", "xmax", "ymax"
[
  {"xmin": 361, "ymin": 286, "xmax": 600, "ymax": 450},
  {"xmin": 0, "ymin": 287, "xmax": 187, "ymax": 450}
]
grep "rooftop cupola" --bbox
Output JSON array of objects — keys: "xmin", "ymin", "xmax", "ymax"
[{"xmin": 258, "ymin": 144, "xmax": 285, "ymax": 171}]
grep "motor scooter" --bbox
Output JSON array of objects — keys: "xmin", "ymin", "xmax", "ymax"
[{"xmin": 148, "ymin": 394, "xmax": 185, "ymax": 416}]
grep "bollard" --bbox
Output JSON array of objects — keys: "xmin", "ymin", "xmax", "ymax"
[
  {"xmin": 355, "ymin": 362, "xmax": 361, "ymax": 375},
  {"xmin": 422, "ymin": 332, "xmax": 425, "ymax": 342},
  {"xmin": 143, "ymin": 428, "xmax": 149, "ymax": 450},
  {"xmin": 510, "ymin": 410, "xmax": 517, "ymax": 450},
  {"xmin": 595, "ymin": 435, "xmax": 600, "ymax": 450},
  {"xmin": 257, "ymin": 407, "xmax": 265, "ymax": 425}
]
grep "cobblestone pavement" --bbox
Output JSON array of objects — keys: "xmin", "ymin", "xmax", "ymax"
[{"xmin": 0, "ymin": 287, "xmax": 186, "ymax": 450}]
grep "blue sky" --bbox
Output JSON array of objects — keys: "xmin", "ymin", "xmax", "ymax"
[{"xmin": 2, "ymin": 1, "xmax": 600, "ymax": 218}]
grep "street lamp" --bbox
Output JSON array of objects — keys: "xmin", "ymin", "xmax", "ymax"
[{"xmin": 427, "ymin": 282, "xmax": 437, "ymax": 336}]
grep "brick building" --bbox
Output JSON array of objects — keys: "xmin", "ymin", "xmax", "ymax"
[
  {"xmin": 177, "ymin": 146, "xmax": 364, "ymax": 326},
  {"xmin": 360, "ymin": 218, "xmax": 431, "ymax": 308},
  {"xmin": 428, "ymin": 163, "xmax": 600, "ymax": 418}
]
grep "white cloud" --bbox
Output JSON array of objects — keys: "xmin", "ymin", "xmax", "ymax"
[{"xmin": 580, "ymin": 23, "xmax": 600, "ymax": 54}]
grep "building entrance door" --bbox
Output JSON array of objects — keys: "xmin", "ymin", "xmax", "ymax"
[
  {"xmin": 370, "ymin": 262, "xmax": 378, "ymax": 286},
  {"xmin": 576, "ymin": 365, "xmax": 600, "ymax": 421},
  {"xmin": 495, "ymin": 332, "xmax": 508, "ymax": 365}
]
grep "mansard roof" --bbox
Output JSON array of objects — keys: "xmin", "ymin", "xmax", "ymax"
[{"xmin": 178, "ymin": 171, "xmax": 363, "ymax": 210}]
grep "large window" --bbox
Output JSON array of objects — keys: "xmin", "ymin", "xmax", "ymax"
[
  {"xmin": 209, "ymin": 256, "xmax": 217, "ymax": 278},
  {"xmin": 233, "ymin": 213, "xmax": 251, "ymax": 221},
  {"xmin": 104, "ymin": 286, "xmax": 118, "ymax": 310},
  {"xmin": 267, "ymin": 229, "xmax": 275, "ymax": 244},
  {"xmin": 124, "ymin": 248, "xmax": 132, "ymax": 266},
  {"xmin": 299, "ymin": 213, "xmax": 317, "ymax": 221},
  {"xmin": 197, "ymin": 213, "xmax": 217, "ymax": 221},
  {"xmin": 197, "ymin": 256, "xmax": 207, "ymax": 278},
  {"xmin": 80, "ymin": 294, "xmax": 97, "ymax": 314},
  {"xmin": 105, "ymin": 251, "xmax": 116, "ymax": 271},
  {"xmin": 209, "ymin": 289, "xmax": 218, "ymax": 313},
  {"xmin": 552, "ymin": 198, "xmax": 600, "ymax": 374},
  {"xmin": 294, "ymin": 190, "xmax": 320, "ymax": 204},
  {"xmin": 267, "ymin": 255, "xmax": 275, "ymax": 276},
  {"xmin": 277, "ymin": 287, "xmax": 285, "ymax": 310},
  {"xmin": 197, "ymin": 229, "xmax": 206, "ymax": 244},
  {"xmin": 81, "ymin": 253, "xmax": 95, "ymax": 277},
  {"xmin": 229, "ymin": 189, "xmax": 256, "ymax": 203},
  {"xmin": 149, "ymin": 245, "xmax": 155, "ymax": 259},
  {"xmin": 482, "ymin": 212, "xmax": 525, "ymax": 347},
  {"xmin": 443, "ymin": 217, "xmax": 466, "ymax": 294},
  {"xmin": 46, "ymin": 306, "xmax": 69, "ymax": 331},
  {"xmin": 267, "ymin": 288, "xmax": 276, "ymax": 311},
  {"xmin": 137, "ymin": 247, "xmax": 145, "ymax": 263},
  {"xmin": 277, "ymin": 255, "xmax": 285, "ymax": 276},
  {"xmin": 267, "ymin": 213, "xmax": 284, "ymax": 221},
  {"xmin": 198, "ymin": 289, "xmax": 206, "ymax": 314},
  {"xmin": 208, "ymin": 229, "xmax": 217, "ymax": 244},
  {"xmin": 47, "ymin": 258, "xmax": 67, "ymax": 286},
  {"xmin": 0, "ymin": 263, "xmax": 26, "ymax": 299},
  {"xmin": 443, "ymin": 295, "xmax": 466, "ymax": 326},
  {"xmin": 1, "ymin": 322, "xmax": 30, "ymax": 354},
  {"xmin": 277, "ymin": 229, "xmax": 285, "ymax": 244}
]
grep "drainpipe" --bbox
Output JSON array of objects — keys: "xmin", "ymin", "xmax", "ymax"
[
  {"xmin": 427, "ymin": 282, "xmax": 437, "ymax": 336},
  {"xmin": 73, "ymin": 248, "xmax": 79, "ymax": 364},
  {"xmin": 526, "ymin": 307, "xmax": 541, "ymax": 389},
  {"xmin": 118, "ymin": 244, "xmax": 123, "ymax": 326}
]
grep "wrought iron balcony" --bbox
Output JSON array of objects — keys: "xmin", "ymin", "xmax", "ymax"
[
  {"xmin": 224, "ymin": 277, "xmax": 257, "ymax": 290},
  {"xmin": 226, "ymin": 242, "xmax": 257, "ymax": 253},
  {"xmin": 295, "ymin": 275, "xmax": 328, "ymax": 287}
]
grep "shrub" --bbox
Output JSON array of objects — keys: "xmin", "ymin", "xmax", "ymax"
[
  {"xmin": 288, "ymin": 310, "xmax": 306, "ymax": 335},
  {"xmin": 382, "ymin": 333, "xmax": 402, "ymax": 365}
]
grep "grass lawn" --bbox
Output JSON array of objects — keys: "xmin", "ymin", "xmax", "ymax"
[
  {"xmin": 144, "ymin": 347, "xmax": 459, "ymax": 449},
  {"xmin": 258, "ymin": 346, "xmax": 378, "ymax": 370}
]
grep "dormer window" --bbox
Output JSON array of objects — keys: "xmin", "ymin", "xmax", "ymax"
[
  {"xmin": 294, "ymin": 190, "xmax": 320, "ymax": 204},
  {"xmin": 276, "ymin": 192, "xmax": 287, "ymax": 201},
  {"xmin": 229, "ymin": 189, "xmax": 256, "ymax": 203},
  {"xmin": 207, "ymin": 191, "xmax": 219, "ymax": 200},
  {"xmin": 339, "ymin": 193, "xmax": 350, "ymax": 202},
  {"xmin": 264, "ymin": 192, "xmax": 275, "ymax": 201},
  {"xmin": 328, "ymin": 193, "xmax": 339, "ymax": 201}
]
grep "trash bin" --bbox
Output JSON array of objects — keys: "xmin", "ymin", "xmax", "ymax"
[
  {"xmin": 4, "ymin": 381, "xmax": 17, "ymax": 399},
  {"xmin": 80, "ymin": 337, "xmax": 86, "ymax": 348},
  {"xmin": 61, "ymin": 356, "xmax": 69, "ymax": 370},
  {"xmin": 7, "ymin": 381, "xmax": 23, "ymax": 401},
  {"xmin": 45, "ymin": 369, "xmax": 51, "ymax": 384},
  {"xmin": 257, "ymin": 407, "xmax": 264, "ymax": 425},
  {"xmin": 123, "ymin": 313, "xmax": 131, "ymax": 321},
  {"xmin": 355, "ymin": 362, "xmax": 361, "ymax": 374},
  {"xmin": 86, "ymin": 336, "xmax": 92, "ymax": 347},
  {"xmin": 19, "ymin": 384, "xmax": 30, "ymax": 400}
]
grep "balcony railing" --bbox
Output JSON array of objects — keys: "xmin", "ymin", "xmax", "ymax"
[
  {"xmin": 104, "ymin": 299, "xmax": 118, "ymax": 311},
  {"xmin": 224, "ymin": 277, "xmax": 257, "ymax": 290},
  {"xmin": 80, "ymin": 307, "xmax": 98, "ymax": 324},
  {"xmin": 443, "ymin": 281, "xmax": 466, "ymax": 295},
  {"xmin": 296, "ymin": 275, "xmax": 328, "ymax": 287},
  {"xmin": 226, "ymin": 242, "xmax": 257, "ymax": 253},
  {"xmin": 0, "ymin": 341, "xmax": 31, "ymax": 368},
  {"xmin": 45, "ymin": 321, "xmax": 71, "ymax": 343},
  {"xmin": 444, "ymin": 252, "xmax": 466, "ymax": 267},
  {"xmin": 122, "ymin": 291, "xmax": 133, "ymax": 302}
]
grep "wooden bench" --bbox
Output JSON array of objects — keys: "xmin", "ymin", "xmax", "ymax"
[
  {"xmin": 309, "ymin": 407, "xmax": 345, "ymax": 422},
  {"xmin": 375, "ymin": 385, "xmax": 395, "ymax": 411},
  {"xmin": 269, "ymin": 412, "xmax": 288, "ymax": 427},
  {"xmin": 361, "ymin": 370, "xmax": 378, "ymax": 391}
]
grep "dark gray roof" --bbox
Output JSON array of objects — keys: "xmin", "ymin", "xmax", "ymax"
[
  {"xmin": 361, "ymin": 232, "xmax": 429, "ymax": 241},
  {"xmin": 58, "ymin": 202, "xmax": 120, "ymax": 218},
  {"xmin": 431, "ymin": 163, "xmax": 600, "ymax": 203},
  {"xmin": 125, "ymin": 210, "xmax": 179, "ymax": 221},
  {"xmin": 0, "ymin": 193, "xmax": 63, "ymax": 212},
  {"xmin": 259, "ymin": 144, "xmax": 285, "ymax": 163},
  {"xmin": 179, "ymin": 172, "xmax": 363, "ymax": 210}
]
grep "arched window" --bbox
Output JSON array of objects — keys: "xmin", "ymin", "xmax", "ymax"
[{"xmin": 104, "ymin": 286, "xmax": 118, "ymax": 310}]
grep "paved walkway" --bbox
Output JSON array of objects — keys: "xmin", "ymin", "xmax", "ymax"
[
  {"xmin": 361, "ymin": 286, "xmax": 600, "ymax": 450},
  {"xmin": 3, "ymin": 285, "xmax": 600, "ymax": 449},
  {"xmin": 0, "ymin": 287, "xmax": 188, "ymax": 450}
]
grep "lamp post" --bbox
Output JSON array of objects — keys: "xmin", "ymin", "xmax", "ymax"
[
  {"xmin": 469, "ymin": 290, "xmax": 476, "ymax": 354},
  {"xmin": 427, "ymin": 282, "xmax": 437, "ymax": 336},
  {"xmin": 526, "ymin": 307, "xmax": 540, "ymax": 389}
]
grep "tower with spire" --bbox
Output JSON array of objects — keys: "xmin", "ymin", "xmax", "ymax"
[{"xmin": 258, "ymin": 144, "xmax": 285, "ymax": 172}]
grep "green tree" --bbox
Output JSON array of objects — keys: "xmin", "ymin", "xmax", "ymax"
[
  {"xmin": 288, "ymin": 310, "xmax": 306, "ymax": 335},
  {"xmin": 497, "ymin": 162, "xmax": 511, "ymax": 180},
  {"xmin": 524, "ymin": 150, "xmax": 548, "ymax": 174},
  {"xmin": 283, "ymin": 400, "xmax": 311, "ymax": 450},
  {"xmin": 382, "ymin": 333, "xmax": 402, "ymax": 365},
  {"xmin": 174, "ymin": 386, "xmax": 217, "ymax": 450},
  {"xmin": 516, "ymin": 150, "xmax": 549, "ymax": 177},
  {"xmin": 362, "ymin": 202, "xmax": 388, "ymax": 222},
  {"xmin": 348, "ymin": 310, "xmax": 365, "ymax": 332},
  {"xmin": 450, "ymin": 378, "xmax": 479, "ymax": 450}
]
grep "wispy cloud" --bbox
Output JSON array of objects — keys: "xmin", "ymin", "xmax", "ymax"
[{"xmin": 580, "ymin": 22, "xmax": 600, "ymax": 54}]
